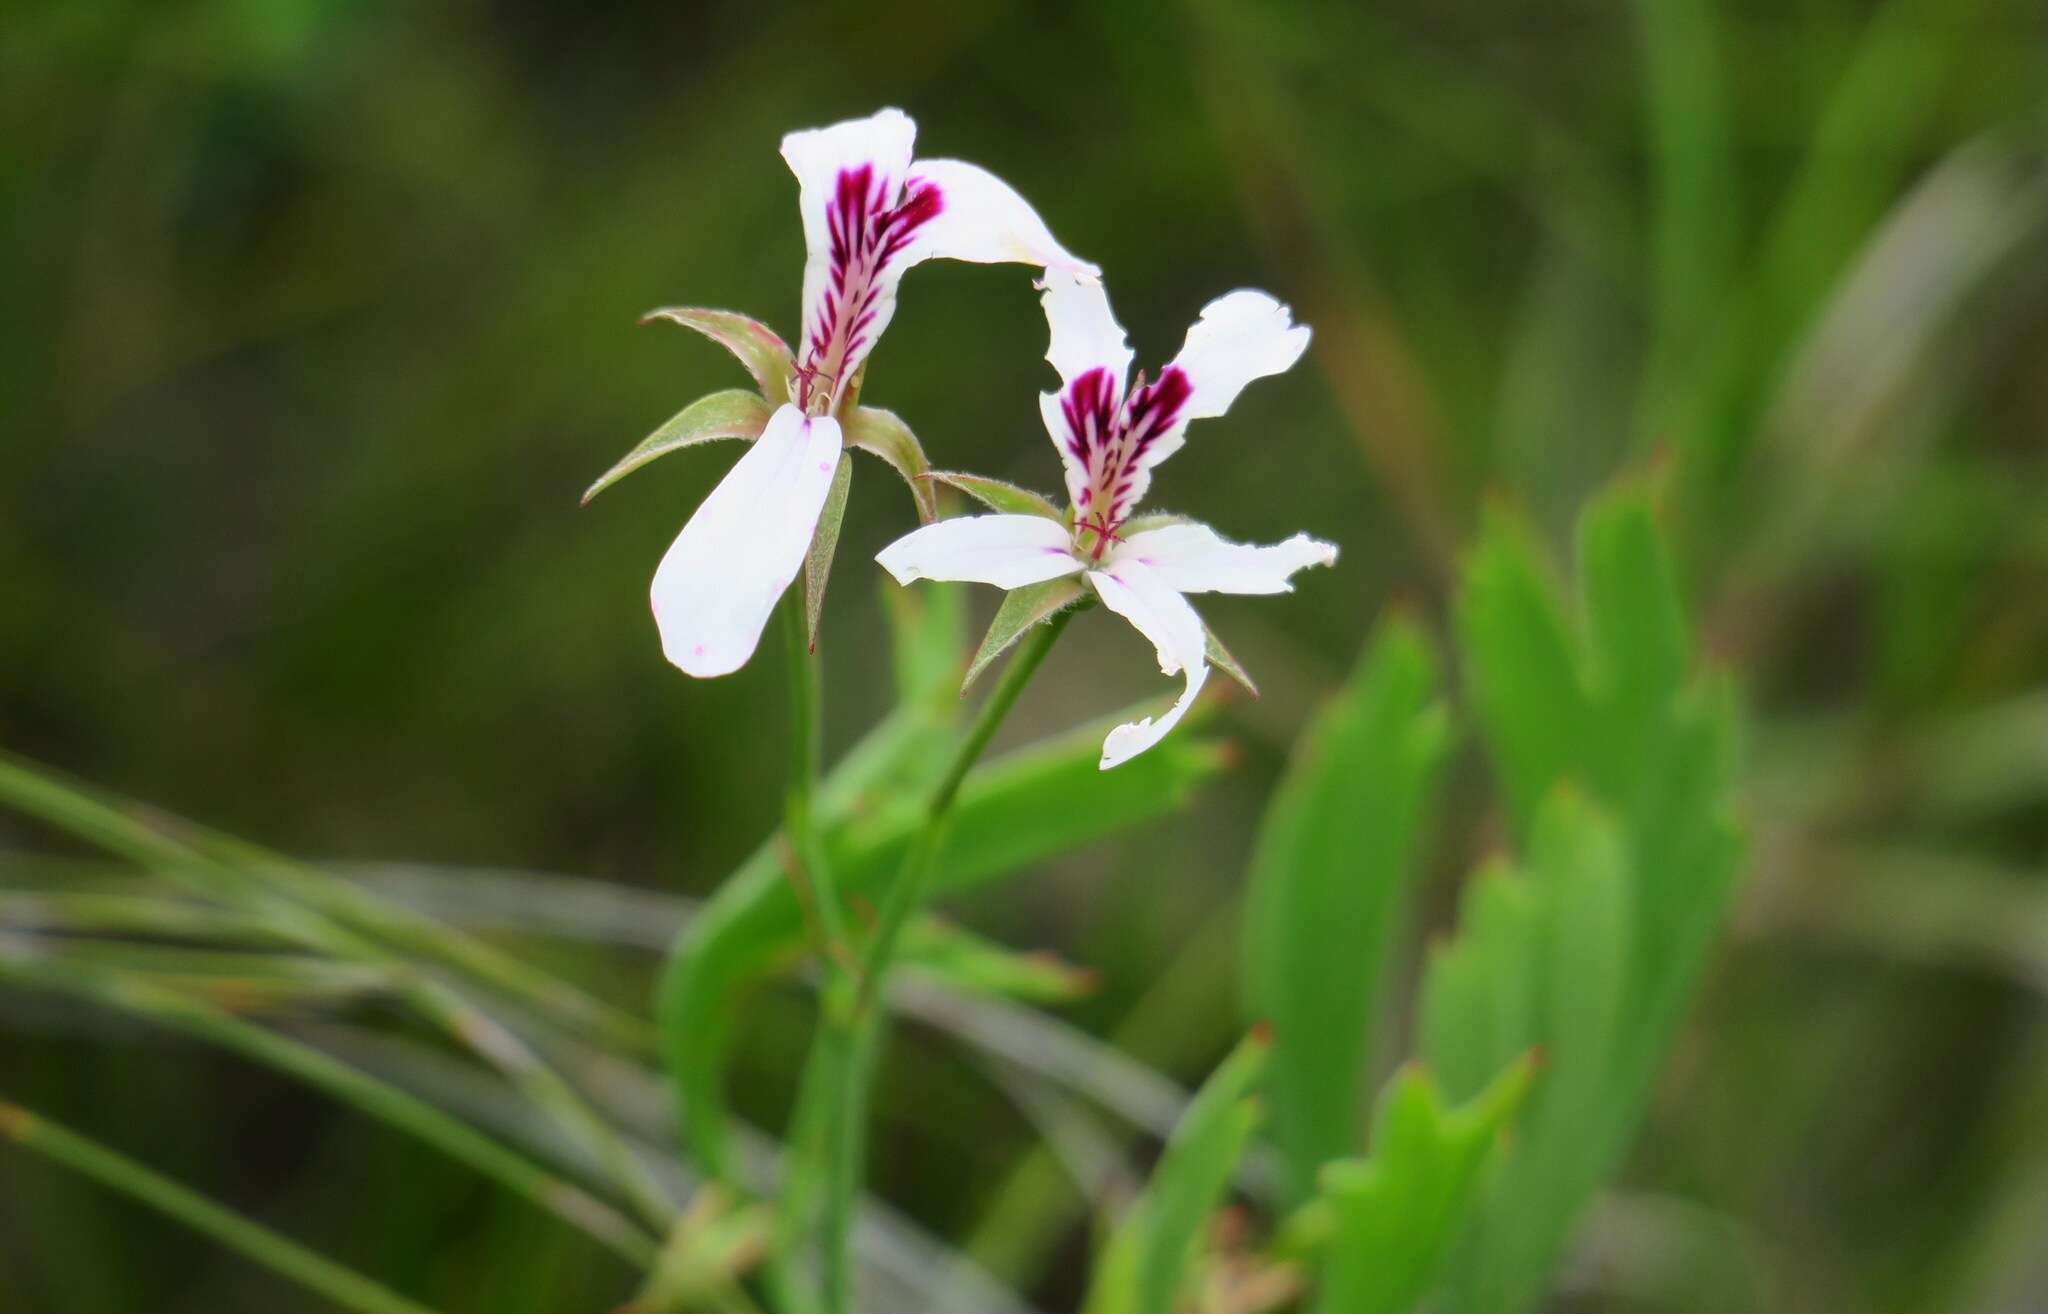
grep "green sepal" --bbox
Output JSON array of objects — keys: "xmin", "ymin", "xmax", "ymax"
[
  {"xmin": 842, "ymin": 406, "xmax": 937, "ymax": 523},
  {"xmin": 641, "ymin": 306, "xmax": 797, "ymax": 404},
  {"xmin": 581, "ymin": 389, "xmax": 773, "ymax": 504},
  {"xmin": 1203, "ymin": 623, "xmax": 1258, "ymax": 698},
  {"xmin": 802, "ymin": 453, "xmax": 854, "ymax": 652},
  {"xmin": 921, "ymin": 471, "xmax": 1064, "ymax": 520},
  {"xmin": 965, "ymin": 576, "xmax": 1091, "ymax": 694}
]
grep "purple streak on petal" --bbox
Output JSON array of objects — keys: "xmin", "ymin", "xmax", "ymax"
[{"xmin": 800, "ymin": 168, "xmax": 947, "ymax": 409}]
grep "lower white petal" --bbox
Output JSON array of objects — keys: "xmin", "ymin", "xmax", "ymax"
[
  {"xmin": 1100, "ymin": 662, "xmax": 1210, "ymax": 770},
  {"xmin": 875, "ymin": 514, "xmax": 1081, "ymax": 589},
  {"xmin": 905, "ymin": 159, "xmax": 1099, "ymax": 276},
  {"xmin": 1113, "ymin": 523, "xmax": 1337, "ymax": 595},
  {"xmin": 651, "ymin": 404, "xmax": 842, "ymax": 678},
  {"xmin": 1170, "ymin": 289, "xmax": 1312, "ymax": 422},
  {"xmin": 1086, "ymin": 560, "xmax": 1206, "ymax": 677}
]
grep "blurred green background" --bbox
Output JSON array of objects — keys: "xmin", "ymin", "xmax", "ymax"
[{"xmin": 5, "ymin": 0, "xmax": 2048, "ymax": 1310}]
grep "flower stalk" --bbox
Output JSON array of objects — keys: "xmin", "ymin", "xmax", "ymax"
[{"xmin": 812, "ymin": 607, "xmax": 1076, "ymax": 1314}]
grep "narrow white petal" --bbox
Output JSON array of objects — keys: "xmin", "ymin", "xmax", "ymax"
[
  {"xmin": 1169, "ymin": 289, "xmax": 1312, "ymax": 423},
  {"xmin": 1113, "ymin": 523, "xmax": 1338, "ymax": 596},
  {"xmin": 1100, "ymin": 662, "xmax": 1209, "ymax": 770},
  {"xmin": 1038, "ymin": 265, "xmax": 1132, "ymax": 389},
  {"xmin": 1086, "ymin": 560, "xmax": 1206, "ymax": 678},
  {"xmin": 875, "ymin": 514, "xmax": 1081, "ymax": 589},
  {"xmin": 782, "ymin": 109, "xmax": 920, "ymax": 400},
  {"xmin": 903, "ymin": 159, "xmax": 1098, "ymax": 276},
  {"xmin": 651, "ymin": 404, "xmax": 842, "ymax": 678}
]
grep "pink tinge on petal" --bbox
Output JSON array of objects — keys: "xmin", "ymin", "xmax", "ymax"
[{"xmin": 800, "ymin": 165, "xmax": 946, "ymax": 411}]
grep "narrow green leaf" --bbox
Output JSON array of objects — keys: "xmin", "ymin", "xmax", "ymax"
[
  {"xmin": 964, "ymin": 576, "xmax": 1089, "ymax": 693},
  {"xmin": 843, "ymin": 405, "xmax": 937, "ymax": 523},
  {"xmin": 641, "ymin": 306, "xmax": 797, "ymax": 403},
  {"xmin": 1084, "ymin": 1032, "xmax": 1269, "ymax": 1314},
  {"xmin": 1454, "ymin": 502, "xmax": 1590, "ymax": 837},
  {"xmin": 1313, "ymin": 1058, "xmax": 1534, "ymax": 1314},
  {"xmin": 899, "ymin": 917, "xmax": 1097, "ymax": 1004},
  {"xmin": 0, "ymin": 947, "xmax": 659, "ymax": 1264},
  {"xmin": 1243, "ymin": 619, "xmax": 1454, "ymax": 1205},
  {"xmin": 1422, "ymin": 482, "xmax": 1744, "ymax": 1314},
  {"xmin": 581, "ymin": 389, "xmax": 773, "ymax": 504},
  {"xmin": 0, "ymin": 1100, "xmax": 444, "ymax": 1314},
  {"xmin": 920, "ymin": 470, "xmax": 1063, "ymax": 520},
  {"xmin": 1201, "ymin": 623, "xmax": 1258, "ymax": 698},
  {"xmin": 803, "ymin": 453, "xmax": 854, "ymax": 651}
]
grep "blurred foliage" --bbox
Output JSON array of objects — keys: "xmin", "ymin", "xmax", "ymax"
[{"xmin": 5, "ymin": 0, "xmax": 2048, "ymax": 1311}]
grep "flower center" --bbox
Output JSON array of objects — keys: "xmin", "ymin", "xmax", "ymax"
[{"xmin": 1064, "ymin": 365, "xmax": 1193, "ymax": 558}]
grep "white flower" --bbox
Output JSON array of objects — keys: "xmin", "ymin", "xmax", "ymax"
[
  {"xmin": 650, "ymin": 108, "xmax": 1096, "ymax": 677},
  {"xmin": 876, "ymin": 269, "xmax": 1335, "ymax": 768}
]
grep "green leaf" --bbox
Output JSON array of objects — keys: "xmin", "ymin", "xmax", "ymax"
[
  {"xmin": 964, "ymin": 576, "xmax": 1090, "ymax": 693},
  {"xmin": 1083, "ymin": 1032, "xmax": 1269, "ymax": 1314},
  {"xmin": 920, "ymin": 470, "xmax": 1063, "ymax": 520},
  {"xmin": 1202, "ymin": 623, "xmax": 1258, "ymax": 699},
  {"xmin": 843, "ymin": 405, "xmax": 938, "ymax": 523},
  {"xmin": 0, "ymin": 1099, "xmax": 444, "ymax": 1314},
  {"xmin": 580, "ymin": 389, "xmax": 774, "ymax": 504},
  {"xmin": 657, "ymin": 710, "xmax": 1229, "ymax": 1180},
  {"xmin": 1243, "ymin": 618, "xmax": 1454, "ymax": 1205},
  {"xmin": 803, "ymin": 453, "xmax": 854, "ymax": 652},
  {"xmin": 898, "ymin": 917, "xmax": 1097, "ymax": 1004},
  {"xmin": 1312, "ymin": 1057, "xmax": 1534, "ymax": 1314},
  {"xmin": 1421, "ymin": 481, "xmax": 1744, "ymax": 1314},
  {"xmin": 641, "ymin": 306, "xmax": 797, "ymax": 404}
]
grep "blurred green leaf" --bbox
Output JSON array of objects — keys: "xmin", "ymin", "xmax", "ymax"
[
  {"xmin": 641, "ymin": 306, "xmax": 797, "ymax": 404},
  {"xmin": 1082, "ymin": 1031, "xmax": 1267, "ymax": 1314},
  {"xmin": 581, "ymin": 389, "xmax": 775, "ymax": 504},
  {"xmin": 899, "ymin": 918, "xmax": 1097, "ymax": 1005},
  {"xmin": 1423, "ymin": 483, "xmax": 1744, "ymax": 1314},
  {"xmin": 1312, "ymin": 1057, "xmax": 1534, "ymax": 1314},
  {"xmin": 1242, "ymin": 618, "xmax": 1454, "ymax": 1206}
]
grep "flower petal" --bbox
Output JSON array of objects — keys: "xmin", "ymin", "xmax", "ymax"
[
  {"xmin": 1039, "ymin": 266, "xmax": 1132, "ymax": 390},
  {"xmin": 875, "ymin": 514, "xmax": 1082, "ymax": 590},
  {"xmin": 781, "ymin": 109, "xmax": 924, "ymax": 408},
  {"xmin": 1169, "ymin": 289, "xmax": 1313, "ymax": 423},
  {"xmin": 1113, "ymin": 522, "xmax": 1338, "ymax": 595},
  {"xmin": 1099, "ymin": 662, "xmax": 1210, "ymax": 770},
  {"xmin": 651, "ymin": 404, "xmax": 843, "ymax": 678},
  {"xmin": 902, "ymin": 159, "xmax": 1098, "ymax": 276},
  {"xmin": 1086, "ymin": 559, "xmax": 1206, "ymax": 678}
]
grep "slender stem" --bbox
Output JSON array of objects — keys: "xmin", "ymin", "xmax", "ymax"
[
  {"xmin": 816, "ymin": 609, "xmax": 1074, "ymax": 1314},
  {"xmin": 782, "ymin": 593, "xmax": 847, "ymax": 960},
  {"xmin": 0, "ymin": 942, "xmax": 661, "ymax": 1265},
  {"xmin": 0, "ymin": 1098, "xmax": 444, "ymax": 1314}
]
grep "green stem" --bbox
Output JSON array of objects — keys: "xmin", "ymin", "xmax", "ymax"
[
  {"xmin": 816, "ymin": 609, "xmax": 1075, "ymax": 1314},
  {"xmin": 0, "ymin": 943, "xmax": 661, "ymax": 1266},
  {"xmin": 783, "ymin": 593, "xmax": 847, "ymax": 962},
  {"xmin": 0, "ymin": 1098, "xmax": 445, "ymax": 1314}
]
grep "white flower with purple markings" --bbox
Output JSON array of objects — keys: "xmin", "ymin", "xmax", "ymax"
[
  {"xmin": 588, "ymin": 108, "xmax": 1095, "ymax": 678},
  {"xmin": 877, "ymin": 268, "xmax": 1336, "ymax": 769}
]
